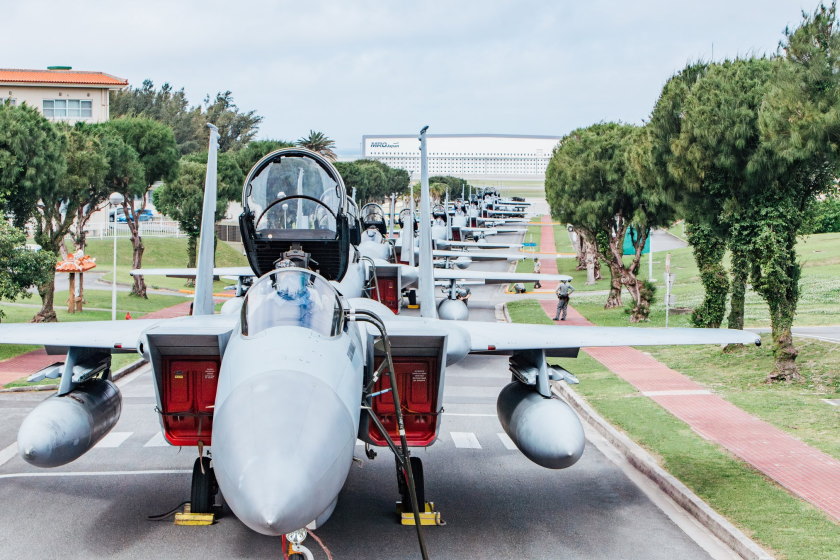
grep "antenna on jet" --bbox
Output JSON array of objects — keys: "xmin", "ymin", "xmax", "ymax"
[{"xmin": 417, "ymin": 125, "xmax": 436, "ymax": 318}]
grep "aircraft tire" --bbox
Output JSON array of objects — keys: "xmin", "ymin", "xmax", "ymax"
[
  {"xmin": 398, "ymin": 456, "xmax": 425, "ymax": 510},
  {"xmin": 191, "ymin": 456, "xmax": 216, "ymax": 514}
]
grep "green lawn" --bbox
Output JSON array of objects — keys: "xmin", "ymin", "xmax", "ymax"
[
  {"xmin": 507, "ymin": 299, "xmax": 840, "ymax": 559},
  {"xmin": 76, "ymin": 236, "xmax": 247, "ymax": 292},
  {"xmin": 547, "ymin": 231, "xmax": 840, "ymax": 326}
]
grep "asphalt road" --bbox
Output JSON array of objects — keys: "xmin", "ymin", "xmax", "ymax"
[{"xmin": 0, "ymin": 227, "xmax": 739, "ymax": 559}]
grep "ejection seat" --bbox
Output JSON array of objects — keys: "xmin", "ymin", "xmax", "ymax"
[{"xmin": 239, "ymin": 149, "xmax": 351, "ymax": 281}]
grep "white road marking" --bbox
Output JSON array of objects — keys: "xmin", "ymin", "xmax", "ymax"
[
  {"xmin": 497, "ymin": 433, "xmax": 517, "ymax": 450},
  {"xmin": 442, "ymin": 412, "xmax": 497, "ymax": 417},
  {"xmin": 0, "ymin": 442, "xmax": 18, "ymax": 467},
  {"xmin": 143, "ymin": 433, "xmax": 168, "ymax": 447},
  {"xmin": 450, "ymin": 432, "xmax": 482, "ymax": 449},
  {"xmin": 94, "ymin": 432, "xmax": 132, "ymax": 448},
  {"xmin": 0, "ymin": 469, "xmax": 191, "ymax": 480}
]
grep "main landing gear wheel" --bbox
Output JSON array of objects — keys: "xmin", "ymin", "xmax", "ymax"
[
  {"xmin": 397, "ymin": 456, "xmax": 425, "ymax": 511},
  {"xmin": 191, "ymin": 456, "xmax": 217, "ymax": 514}
]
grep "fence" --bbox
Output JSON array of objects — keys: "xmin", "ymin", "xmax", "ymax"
[{"xmin": 92, "ymin": 220, "xmax": 186, "ymax": 238}]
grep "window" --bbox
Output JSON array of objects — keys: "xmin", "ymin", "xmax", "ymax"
[
  {"xmin": 2, "ymin": 97, "xmax": 16, "ymax": 106},
  {"xmin": 43, "ymin": 99, "xmax": 92, "ymax": 118}
]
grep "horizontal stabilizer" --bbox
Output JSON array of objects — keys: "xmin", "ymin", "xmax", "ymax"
[{"xmin": 131, "ymin": 267, "xmax": 255, "ymax": 278}]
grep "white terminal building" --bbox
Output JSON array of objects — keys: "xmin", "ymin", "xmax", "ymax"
[{"xmin": 361, "ymin": 134, "xmax": 561, "ymax": 181}]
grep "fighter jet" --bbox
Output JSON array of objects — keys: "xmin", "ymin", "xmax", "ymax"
[{"xmin": 0, "ymin": 126, "xmax": 759, "ymax": 560}]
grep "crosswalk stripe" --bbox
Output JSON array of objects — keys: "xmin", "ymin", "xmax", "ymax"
[
  {"xmin": 144, "ymin": 433, "xmax": 169, "ymax": 447},
  {"xmin": 0, "ymin": 442, "xmax": 18, "ymax": 466},
  {"xmin": 450, "ymin": 432, "xmax": 482, "ymax": 449},
  {"xmin": 95, "ymin": 432, "xmax": 132, "ymax": 449},
  {"xmin": 497, "ymin": 433, "xmax": 517, "ymax": 450}
]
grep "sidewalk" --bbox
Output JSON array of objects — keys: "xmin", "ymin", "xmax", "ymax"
[
  {"xmin": 535, "ymin": 215, "xmax": 840, "ymax": 523},
  {"xmin": 0, "ymin": 301, "xmax": 193, "ymax": 386}
]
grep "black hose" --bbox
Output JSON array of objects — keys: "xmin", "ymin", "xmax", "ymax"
[{"xmin": 147, "ymin": 500, "xmax": 190, "ymax": 521}]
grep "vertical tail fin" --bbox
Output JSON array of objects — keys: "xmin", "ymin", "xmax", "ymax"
[
  {"xmin": 417, "ymin": 126, "xmax": 436, "ymax": 319},
  {"xmin": 192, "ymin": 123, "xmax": 219, "ymax": 316}
]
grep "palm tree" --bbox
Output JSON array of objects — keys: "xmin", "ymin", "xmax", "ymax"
[{"xmin": 296, "ymin": 130, "xmax": 337, "ymax": 161}]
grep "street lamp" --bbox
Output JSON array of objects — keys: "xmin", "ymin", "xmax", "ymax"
[{"xmin": 109, "ymin": 192, "xmax": 124, "ymax": 321}]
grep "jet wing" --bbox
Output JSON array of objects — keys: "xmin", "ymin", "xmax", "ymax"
[
  {"xmin": 435, "ymin": 239, "xmax": 522, "ymax": 250},
  {"xmin": 434, "ymin": 269, "xmax": 572, "ymax": 284},
  {"xmin": 0, "ymin": 314, "xmax": 239, "ymax": 351},
  {"xmin": 461, "ymin": 322, "xmax": 761, "ymax": 353},
  {"xmin": 433, "ymin": 249, "xmax": 530, "ymax": 261},
  {"xmin": 131, "ymin": 267, "xmax": 255, "ymax": 278}
]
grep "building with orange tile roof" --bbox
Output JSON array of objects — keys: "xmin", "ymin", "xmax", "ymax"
[{"xmin": 0, "ymin": 67, "xmax": 128, "ymax": 123}]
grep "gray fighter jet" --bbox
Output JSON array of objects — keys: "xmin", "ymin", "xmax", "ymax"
[{"xmin": 0, "ymin": 126, "xmax": 759, "ymax": 559}]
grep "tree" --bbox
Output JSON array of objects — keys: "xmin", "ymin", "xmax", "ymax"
[
  {"xmin": 110, "ymin": 81, "xmax": 263, "ymax": 155},
  {"xmin": 0, "ymin": 104, "xmax": 68, "ymax": 322},
  {"xmin": 110, "ymin": 80, "xmax": 204, "ymax": 155},
  {"xmin": 547, "ymin": 123, "xmax": 674, "ymax": 321},
  {"xmin": 204, "ymin": 91, "xmax": 262, "ymax": 153},
  {"xmin": 0, "ymin": 103, "xmax": 65, "ymax": 224},
  {"xmin": 67, "ymin": 123, "xmax": 111, "ymax": 254},
  {"xmin": 297, "ymin": 130, "xmax": 337, "ymax": 161},
  {"xmin": 334, "ymin": 159, "xmax": 410, "ymax": 203},
  {"xmin": 0, "ymin": 223, "xmax": 56, "ymax": 321},
  {"xmin": 428, "ymin": 175, "xmax": 470, "ymax": 201},
  {"xmin": 644, "ymin": 62, "xmax": 734, "ymax": 328},
  {"xmin": 753, "ymin": 3, "xmax": 840, "ymax": 380},
  {"xmin": 103, "ymin": 118, "xmax": 179, "ymax": 298},
  {"xmin": 234, "ymin": 139, "xmax": 295, "ymax": 175},
  {"xmin": 153, "ymin": 151, "xmax": 243, "ymax": 271}
]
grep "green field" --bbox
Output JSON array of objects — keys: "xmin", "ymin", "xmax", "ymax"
[
  {"xmin": 79, "ymin": 236, "xmax": 247, "ymax": 292},
  {"xmin": 543, "ymin": 231, "xmax": 840, "ymax": 327}
]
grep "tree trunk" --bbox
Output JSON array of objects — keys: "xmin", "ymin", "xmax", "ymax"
[
  {"xmin": 727, "ymin": 247, "xmax": 748, "ymax": 330},
  {"xmin": 131, "ymin": 234, "xmax": 146, "ymax": 298},
  {"xmin": 605, "ymin": 261, "xmax": 623, "ymax": 308},
  {"xmin": 185, "ymin": 235, "xmax": 197, "ymax": 288},
  {"xmin": 33, "ymin": 270, "xmax": 58, "ymax": 323},
  {"xmin": 686, "ymin": 223, "xmax": 728, "ymax": 328},
  {"xmin": 67, "ymin": 273, "xmax": 76, "ymax": 314},
  {"xmin": 580, "ymin": 233, "xmax": 601, "ymax": 282},
  {"xmin": 768, "ymin": 316, "xmax": 800, "ymax": 382},
  {"xmin": 78, "ymin": 272, "xmax": 85, "ymax": 310}
]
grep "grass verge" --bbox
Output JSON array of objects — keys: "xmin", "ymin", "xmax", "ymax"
[
  {"xmin": 3, "ymin": 354, "xmax": 144, "ymax": 389},
  {"xmin": 507, "ymin": 299, "xmax": 840, "ymax": 560}
]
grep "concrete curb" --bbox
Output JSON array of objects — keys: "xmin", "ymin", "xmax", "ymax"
[
  {"xmin": 552, "ymin": 381, "xmax": 774, "ymax": 560},
  {"xmin": 0, "ymin": 358, "xmax": 147, "ymax": 393}
]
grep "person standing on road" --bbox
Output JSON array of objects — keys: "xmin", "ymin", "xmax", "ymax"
[
  {"xmin": 553, "ymin": 279, "xmax": 574, "ymax": 321},
  {"xmin": 533, "ymin": 258, "xmax": 542, "ymax": 289}
]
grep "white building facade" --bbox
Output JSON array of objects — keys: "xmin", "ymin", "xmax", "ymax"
[
  {"xmin": 362, "ymin": 134, "xmax": 561, "ymax": 180},
  {"xmin": 0, "ymin": 67, "xmax": 127, "ymax": 124}
]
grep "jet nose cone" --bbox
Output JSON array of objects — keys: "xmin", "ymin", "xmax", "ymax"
[{"xmin": 212, "ymin": 370, "xmax": 356, "ymax": 536}]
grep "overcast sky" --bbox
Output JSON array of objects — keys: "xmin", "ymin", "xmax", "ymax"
[{"xmin": 6, "ymin": 1, "xmax": 818, "ymax": 157}]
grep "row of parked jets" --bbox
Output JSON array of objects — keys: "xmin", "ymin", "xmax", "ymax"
[{"xmin": 0, "ymin": 126, "xmax": 758, "ymax": 559}]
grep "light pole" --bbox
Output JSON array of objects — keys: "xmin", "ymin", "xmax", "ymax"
[{"xmin": 109, "ymin": 192, "xmax": 124, "ymax": 321}]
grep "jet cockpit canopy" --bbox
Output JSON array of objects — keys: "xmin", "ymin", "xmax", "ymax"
[
  {"xmin": 240, "ymin": 149, "xmax": 350, "ymax": 280},
  {"xmin": 242, "ymin": 268, "xmax": 344, "ymax": 338},
  {"xmin": 361, "ymin": 203, "xmax": 387, "ymax": 235}
]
